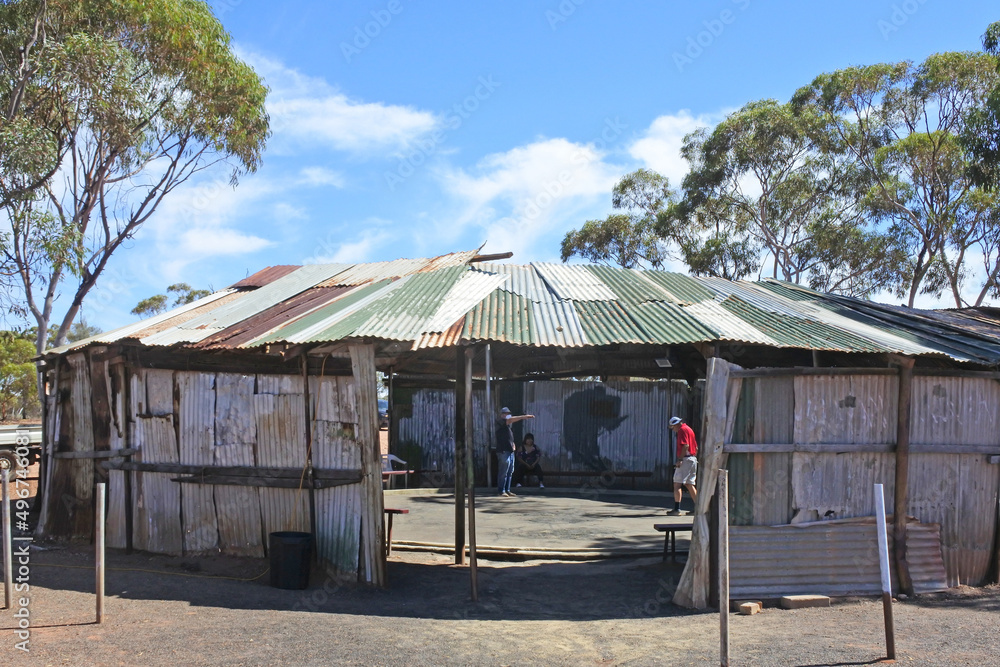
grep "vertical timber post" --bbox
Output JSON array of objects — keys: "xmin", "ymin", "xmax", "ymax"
[
  {"xmin": 484, "ymin": 344, "xmax": 492, "ymax": 490},
  {"xmin": 95, "ymin": 482, "xmax": 106, "ymax": 623},
  {"xmin": 893, "ymin": 356, "xmax": 915, "ymax": 596},
  {"xmin": 718, "ymin": 469, "xmax": 730, "ymax": 667},
  {"xmin": 464, "ymin": 347, "xmax": 479, "ymax": 600},
  {"xmin": 2, "ymin": 469, "xmax": 11, "ymax": 609},
  {"xmin": 454, "ymin": 348, "xmax": 467, "ymax": 565},
  {"xmin": 875, "ymin": 483, "xmax": 896, "ymax": 660},
  {"xmin": 349, "ymin": 344, "xmax": 386, "ymax": 587}
]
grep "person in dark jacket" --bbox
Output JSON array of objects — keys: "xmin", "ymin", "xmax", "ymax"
[
  {"xmin": 495, "ymin": 407, "xmax": 534, "ymax": 497},
  {"xmin": 513, "ymin": 433, "xmax": 545, "ymax": 488}
]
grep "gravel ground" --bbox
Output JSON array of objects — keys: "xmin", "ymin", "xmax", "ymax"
[{"xmin": 3, "ymin": 544, "xmax": 999, "ymax": 666}]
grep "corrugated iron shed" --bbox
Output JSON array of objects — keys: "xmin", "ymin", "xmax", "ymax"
[{"xmin": 45, "ymin": 255, "xmax": 1000, "ymax": 367}]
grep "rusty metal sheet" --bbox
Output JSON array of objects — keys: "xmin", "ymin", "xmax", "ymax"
[
  {"xmin": 313, "ymin": 415, "xmax": 362, "ymax": 574},
  {"xmin": 229, "ymin": 265, "xmax": 301, "ymax": 289},
  {"xmin": 791, "ymin": 452, "xmax": 896, "ymax": 522},
  {"xmin": 133, "ymin": 415, "xmax": 182, "ymax": 555},
  {"xmin": 213, "ymin": 373, "xmax": 264, "ymax": 557},
  {"xmin": 177, "ymin": 372, "xmax": 219, "ymax": 554},
  {"xmin": 729, "ymin": 520, "xmax": 949, "ymax": 598},
  {"xmin": 254, "ymin": 393, "xmax": 309, "ymax": 536},
  {"xmin": 793, "ymin": 375, "xmax": 897, "ymax": 446}
]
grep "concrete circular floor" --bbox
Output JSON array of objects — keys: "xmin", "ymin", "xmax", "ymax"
[{"xmin": 384, "ymin": 486, "xmax": 694, "ymax": 559}]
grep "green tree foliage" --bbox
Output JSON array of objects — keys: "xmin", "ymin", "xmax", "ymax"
[
  {"xmin": 666, "ymin": 99, "xmax": 902, "ymax": 294},
  {"xmin": 561, "ymin": 169, "xmax": 673, "ymax": 269},
  {"xmin": 962, "ymin": 22, "xmax": 1000, "ymax": 190},
  {"xmin": 0, "ymin": 0, "xmax": 270, "ymax": 355},
  {"xmin": 131, "ymin": 283, "xmax": 211, "ymax": 317},
  {"xmin": 0, "ymin": 331, "xmax": 38, "ymax": 420},
  {"xmin": 794, "ymin": 51, "xmax": 1000, "ymax": 307}
]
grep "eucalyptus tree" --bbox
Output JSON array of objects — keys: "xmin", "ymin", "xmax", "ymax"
[
  {"xmin": 0, "ymin": 0, "xmax": 270, "ymax": 353},
  {"xmin": 667, "ymin": 99, "xmax": 897, "ymax": 294},
  {"xmin": 560, "ymin": 169, "xmax": 674, "ymax": 269},
  {"xmin": 794, "ymin": 51, "xmax": 1000, "ymax": 307}
]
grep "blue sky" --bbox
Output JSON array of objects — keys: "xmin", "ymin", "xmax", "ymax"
[{"xmin": 84, "ymin": 0, "xmax": 998, "ymax": 330}]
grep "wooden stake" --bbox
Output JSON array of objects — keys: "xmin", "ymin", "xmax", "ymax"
[
  {"xmin": 875, "ymin": 483, "xmax": 896, "ymax": 660},
  {"xmin": 484, "ymin": 344, "xmax": 492, "ymax": 492},
  {"xmin": 2, "ymin": 469, "xmax": 11, "ymax": 610},
  {"xmin": 454, "ymin": 349, "xmax": 466, "ymax": 565},
  {"xmin": 96, "ymin": 482, "xmax": 106, "ymax": 623},
  {"xmin": 718, "ymin": 469, "xmax": 730, "ymax": 667},
  {"xmin": 893, "ymin": 356, "xmax": 915, "ymax": 596},
  {"xmin": 464, "ymin": 348, "xmax": 478, "ymax": 601}
]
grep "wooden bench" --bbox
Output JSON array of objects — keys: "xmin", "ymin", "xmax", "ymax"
[
  {"xmin": 653, "ymin": 523, "xmax": 693, "ymax": 562},
  {"xmin": 384, "ymin": 508, "xmax": 409, "ymax": 557},
  {"xmin": 544, "ymin": 470, "xmax": 653, "ymax": 490}
]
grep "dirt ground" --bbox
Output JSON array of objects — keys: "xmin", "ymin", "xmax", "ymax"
[{"xmin": 4, "ymin": 543, "xmax": 999, "ymax": 666}]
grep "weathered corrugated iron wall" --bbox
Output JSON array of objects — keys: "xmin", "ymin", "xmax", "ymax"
[
  {"xmin": 41, "ymin": 357, "xmax": 374, "ymax": 572},
  {"xmin": 393, "ymin": 379, "xmax": 692, "ymax": 488},
  {"xmin": 726, "ymin": 370, "xmax": 1000, "ymax": 588}
]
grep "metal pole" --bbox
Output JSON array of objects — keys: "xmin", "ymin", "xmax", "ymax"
[
  {"xmin": 718, "ymin": 469, "xmax": 730, "ymax": 667},
  {"xmin": 2, "ymin": 469, "xmax": 11, "ymax": 610},
  {"xmin": 485, "ymin": 344, "xmax": 492, "ymax": 488},
  {"xmin": 96, "ymin": 482, "xmax": 106, "ymax": 623},
  {"xmin": 874, "ymin": 483, "xmax": 896, "ymax": 660}
]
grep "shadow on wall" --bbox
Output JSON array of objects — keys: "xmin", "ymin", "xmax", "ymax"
[{"xmin": 562, "ymin": 386, "xmax": 627, "ymax": 470}]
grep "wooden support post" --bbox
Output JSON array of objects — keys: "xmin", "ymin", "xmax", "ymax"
[
  {"xmin": 484, "ymin": 344, "xmax": 492, "ymax": 489},
  {"xmin": 96, "ymin": 482, "xmax": 106, "ymax": 623},
  {"xmin": 302, "ymin": 356, "xmax": 317, "ymax": 555},
  {"xmin": 454, "ymin": 349, "xmax": 467, "ymax": 565},
  {"xmin": 875, "ymin": 483, "xmax": 896, "ymax": 660},
  {"xmin": 893, "ymin": 356, "xmax": 915, "ymax": 596},
  {"xmin": 464, "ymin": 348, "xmax": 478, "ymax": 600},
  {"xmin": 2, "ymin": 469, "xmax": 11, "ymax": 610},
  {"xmin": 123, "ymin": 367, "xmax": 134, "ymax": 555},
  {"xmin": 349, "ymin": 344, "xmax": 386, "ymax": 587},
  {"xmin": 718, "ymin": 469, "xmax": 730, "ymax": 666}
]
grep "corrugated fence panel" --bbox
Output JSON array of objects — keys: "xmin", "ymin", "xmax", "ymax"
[
  {"xmin": 135, "ymin": 415, "xmax": 182, "ymax": 555},
  {"xmin": 214, "ymin": 373, "xmax": 263, "ymax": 557},
  {"xmin": 177, "ymin": 372, "xmax": 219, "ymax": 554},
  {"xmin": 313, "ymin": 413, "xmax": 362, "ymax": 575},
  {"xmin": 793, "ymin": 375, "xmax": 898, "ymax": 446},
  {"xmin": 909, "ymin": 376, "xmax": 1000, "ymax": 587},
  {"xmin": 730, "ymin": 522, "xmax": 948, "ymax": 598},
  {"xmin": 752, "ymin": 377, "xmax": 794, "ymax": 526},
  {"xmin": 254, "ymin": 393, "xmax": 310, "ymax": 537},
  {"xmin": 106, "ymin": 364, "xmax": 128, "ymax": 549},
  {"xmin": 49, "ymin": 354, "xmax": 95, "ymax": 538},
  {"xmin": 396, "ymin": 388, "xmax": 456, "ymax": 482},
  {"xmin": 791, "ymin": 452, "xmax": 895, "ymax": 522}
]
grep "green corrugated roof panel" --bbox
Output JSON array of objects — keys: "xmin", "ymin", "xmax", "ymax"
[
  {"xmin": 254, "ymin": 280, "xmax": 391, "ymax": 344},
  {"xmin": 642, "ymin": 271, "xmax": 716, "ymax": 304},
  {"xmin": 631, "ymin": 301, "xmax": 721, "ymax": 344},
  {"xmin": 307, "ymin": 267, "xmax": 465, "ymax": 342},
  {"xmin": 586, "ymin": 265, "xmax": 675, "ymax": 305},
  {"xmin": 719, "ymin": 295, "xmax": 884, "ymax": 352},
  {"xmin": 575, "ymin": 301, "xmax": 652, "ymax": 344},
  {"xmin": 462, "ymin": 289, "xmax": 535, "ymax": 345}
]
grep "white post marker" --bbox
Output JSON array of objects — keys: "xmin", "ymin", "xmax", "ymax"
[
  {"xmin": 874, "ymin": 483, "xmax": 896, "ymax": 660},
  {"xmin": 2, "ymin": 469, "xmax": 12, "ymax": 610},
  {"xmin": 96, "ymin": 482, "xmax": 106, "ymax": 623}
]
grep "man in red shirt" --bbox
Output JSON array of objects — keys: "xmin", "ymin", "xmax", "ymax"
[{"xmin": 668, "ymin": 416, "xmax": 698, "ymax": 515}]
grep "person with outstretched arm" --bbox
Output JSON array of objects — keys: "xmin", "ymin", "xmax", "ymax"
[{"xmin": 495, "ymin": 407, "xmax": 534, "ymax": 497}]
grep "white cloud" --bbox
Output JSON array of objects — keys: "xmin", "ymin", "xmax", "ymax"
[
  {"xmin": 304, "ymin": 225, "xmax": 394, "ymax": 265},
  {"xmin": 242, "ymin": 51, "xmax": 439, "ymax": 156},
  {"xmin": 628, "ymin": 110, "xmax": 716, "ymax": 186},
  {"xmin": 434, "ymin": 137, "xmax": 623, "ymax": 259},
  {"xmin": 298, "ymin": 166, "xmax": 345, "ymax": 188}
]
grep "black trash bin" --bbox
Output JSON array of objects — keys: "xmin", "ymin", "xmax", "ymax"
[{"xmin": 269, "ymin": 531, "xmax": 312, "ymax": 590}]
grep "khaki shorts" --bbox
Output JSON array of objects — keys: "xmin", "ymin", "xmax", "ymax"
[{"xmin": 673, "ymin": 456, "xmax": 698, "ymax": 485}]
